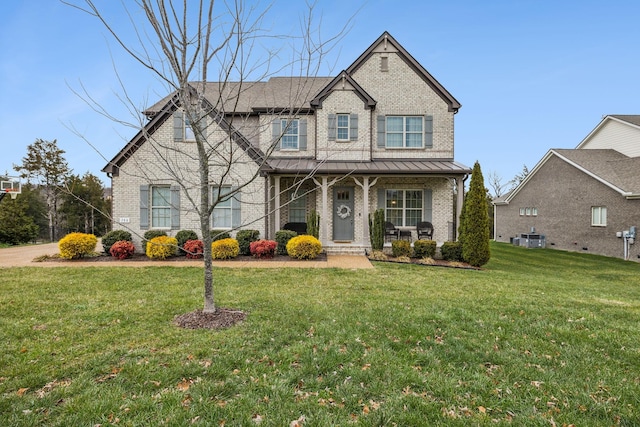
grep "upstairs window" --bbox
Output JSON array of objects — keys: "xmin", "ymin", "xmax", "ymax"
[
  {"xmin": 377, "ymin": 115, "xmax": 432, "ymax": 149},
  {"xmin": 174, "ymin": 110, "xmax": 202, "ymax": 142},
  {"xmin": 280, "ymin": 119, "xmax": 299, "ymax": 150},
  {"xmin": 328, "ymin": 114, "xmax": 358, "ymax": 142},
  {"xmin": 337, "ymin": 114, "xmax": 350, "ymax": 140},
  {"xmin": 592, "ymin": 206, "xmax": 607, "ymax": 226}
]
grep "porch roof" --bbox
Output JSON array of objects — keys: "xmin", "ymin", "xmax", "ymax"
[{"xmin": 265, "ymin": 158, "xmax": 471, "ymax": 176}]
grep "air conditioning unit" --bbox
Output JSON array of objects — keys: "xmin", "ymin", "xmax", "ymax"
[{"xmin": 520, "ymin": 233, "xmax": 545, "ymax": 248}]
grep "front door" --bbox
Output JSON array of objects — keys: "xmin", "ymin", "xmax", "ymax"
[{"xmin": 333, "ymin": 187, "xmax": 354, "ymax": 241}]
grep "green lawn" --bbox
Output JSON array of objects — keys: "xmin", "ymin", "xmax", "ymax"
[{"xmin": 1, "ymin": 242, "xmax": 639, "ymax": 426}]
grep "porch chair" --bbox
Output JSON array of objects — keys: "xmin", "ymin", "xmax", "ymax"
[
  {"xmin": 282, "ymin": 222, "xmax": 307, "ymax": 235},
  {"xmin": 384, "ymin": 221, "xmax": 400, "ymax": 242},
  {"xmin": 416, "ymin": 221, "xmax": 434, "ymax": 240}
]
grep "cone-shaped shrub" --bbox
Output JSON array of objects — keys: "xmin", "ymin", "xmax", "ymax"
[{"xmin": 459, "ymin": 161, "xmax": 490, "ymax": 267}]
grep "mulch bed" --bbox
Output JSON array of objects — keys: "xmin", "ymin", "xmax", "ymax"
[
  {"xmin": 173, "ymin": 308, "xmax": 247, "ymax": 329},
  {"xmin": 40, "ymin": 252, "xmax": 327, "ymax": 263}
]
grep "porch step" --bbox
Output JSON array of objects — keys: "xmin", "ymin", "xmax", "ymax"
[{"xmin": 324, "ymin": 244, "xmax": 368, "ymax": 256}]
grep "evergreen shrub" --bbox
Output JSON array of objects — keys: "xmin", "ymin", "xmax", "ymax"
[
  {"xmin": 441, "ymin": 241, "xmax": 463, "ymax": 261},
  {"xmin": 101, "ymin": 230, "xmax": 132, "ymax": 254},
  {"xmin": 236, "ymin": 229, "xmax": 259, "ymax": 256},
  {"xmin": 275, "ymin": 230, "xmax": 297, "ymax": 255},
  {"xmin": 210, "ymin": 229, "xmax": 231, "ymax": 241},
  {"xmin": 391, "ymin": 240, "xmax": 411, "ymax": 258},
  {"xmin": 175, "ymin": 230, "xmax": 198, "ymax": 254},
  {"xmin": 143, "ymin": 229, "xmax": 167, "ymax": 242},
  {"xmin": 413, "ymin": 239, "xmax": 436, "ymax": 258}
]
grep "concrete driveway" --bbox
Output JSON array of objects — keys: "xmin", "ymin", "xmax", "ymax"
[{"xmin": 0, "ymin": 242, "xmax": 373, "ymax": 269}]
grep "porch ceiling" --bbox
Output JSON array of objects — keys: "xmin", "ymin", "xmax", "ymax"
[{"xmin": 265, "ymin": 159, "xmax": 471, "ymax": 175}]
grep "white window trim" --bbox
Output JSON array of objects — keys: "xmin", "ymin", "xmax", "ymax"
[
  {"xmin": 336, "ymin": 114, "xmax": 350, "ymax": 141},
  {"xmin": 289, "ymin": 191, "xmax": 306, "ymax": 222},
  {"xmin": 591, "ymin": 206, "xmax": 607, "ymax": 227},
  {"xmin": 385, "ymin": 189, "xmax": 423, "ymax": 227},
  {"xmin": 151, "ymin": 186, "xmax": 171, "ymax": 229},
  {"xmin": 280, "ymin": 119, "xmax": 299, "ymax": 151},
  {"xmin": 212, "ymin": 186, "xmax": 233, "ymax": 229},
  {"xmin": 386, "ymin": 116, "xmax": 423, "ymax": 149}
]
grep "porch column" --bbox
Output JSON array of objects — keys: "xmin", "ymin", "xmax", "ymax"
[
  {"xmin": 353, "ymin": 176, "xmax": 378, "ymax": 245},
  {"xmin": 456, "ymin": 176, "xmax": 464, "ymax": 239},
  {"xmin": 274, "ymin": 176, "xmax": 281, "ymax": 234},
  {"xmin": 321, "ymin": 177, "xmax": 328, "ymax": 245}
]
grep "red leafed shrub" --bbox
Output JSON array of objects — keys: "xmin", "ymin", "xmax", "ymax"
[
  {"xmin": 109, "ymin": 240, "xmax": 135, "ymax": 260},
  {"xmin": 183, "ymin": 239, "xmax": 204, "ymax": 259},
  {"xmin": 249, "ymin": 239, "xmax": 277, "ymax": 259}
]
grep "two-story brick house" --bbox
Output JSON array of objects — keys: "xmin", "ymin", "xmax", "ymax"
[{"xmin": 103, "ymin": 32, "xmax": 471, "ymax": 253}]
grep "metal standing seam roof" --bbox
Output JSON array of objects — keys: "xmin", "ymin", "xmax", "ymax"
[{"xmin": 265, "ymin": 158, "xmax": 471, "ymax": 175}]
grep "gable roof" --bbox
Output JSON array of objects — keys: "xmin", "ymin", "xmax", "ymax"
[
  {"xmin": 346, "ymin": 31, "xmax": 461, "ymax": 113},
  {"xmin": 497, "ymin": 148, "xmax": 640, "ymax": 204},
  {"xmin": 103, "ymin": 93, "xmax": 269, "ymax": 175},
  {"xmin": 576, "ymin": 114, "xmax": 640, "ymax": 149},
  {"xmin": 310, "ymin": 71, "xmax": 376, "ymax": 109}
]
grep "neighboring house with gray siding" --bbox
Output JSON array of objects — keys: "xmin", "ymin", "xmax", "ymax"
[
  {"xmin": 494, "ymin": 115, "xmax": 640, "ymax": 260},
  {"xmin": 103, "ymin": 32, "xmax": 471, "ymax": 253}
]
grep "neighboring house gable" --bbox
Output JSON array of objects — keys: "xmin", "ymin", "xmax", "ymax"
[{"xmin": 494, "ymin": 115, "xmax": 640, "ymax": 260}]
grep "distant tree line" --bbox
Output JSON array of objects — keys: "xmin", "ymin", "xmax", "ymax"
[{"xmin": 0, "ymin": 139, "xmax": 111, "ymax": 245}]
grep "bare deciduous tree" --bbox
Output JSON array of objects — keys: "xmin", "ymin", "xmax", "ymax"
[{"xmin": 66, "ymin": 1, "xmax": 350, "ymax": 314}]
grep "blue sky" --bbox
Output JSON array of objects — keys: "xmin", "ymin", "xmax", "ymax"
[{"xmin": 1, "ymin": 0, "xmax": 639, "ymax": 191}]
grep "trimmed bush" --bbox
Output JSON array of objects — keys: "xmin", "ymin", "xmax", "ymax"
[
  {"xmin": 275, "ymin": 230, "xmax": 297, "ymax": 255},
  {"xmin": 109, "ymin": 240, "xmax": 135, "ymax": 260},
  {"xmin": 211, "ymin": 238, "xmax": 240, "ymax": 260},
  {"xmin": 143, "ymin": 229, "xmax": 167, "ymax": 242},
  {"xmin": 176, "ymin": 230, "xmax": 198, "ymax": 254},
  {"xmin": 101, "ymin": 230, "xmax": 132, "ymax": 254},
  {"xmin": 250, "ymin": 239, "xmax": 277, "ymax": 259},
  {"xmin": 146, "ymin": 235, "xmax": 178, "ymax": 260},
  {"xmin": 286, "ymin": 235, "xmax": 322, "ymax": 260},
  {"xmin": 58, "ymin": 232, "xmax": 98, "ymax": 259},
  {"xmin": 210, "ymin": 229, "xmax": 231, "ymax": 242},
  {"xmin": 183, "ymin": 239, "xmax": 204, "ymax": 259},
  {"xmin": 236, "ymin": 229, "xmax": 260, "ymax": 256},
  {"xmin": 441, "ymin": 241, "xmax": 464, "ymax": 262},
  {"xmin": 413, "ymin": 239, "xmax": 436, "ymax": 258},
  {"xmin": 391, "ymin": 240, "xmax": 411, "ymax": 258}
]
